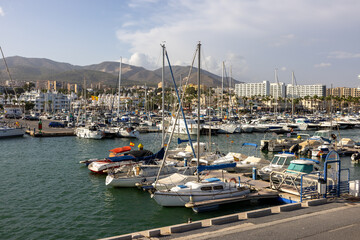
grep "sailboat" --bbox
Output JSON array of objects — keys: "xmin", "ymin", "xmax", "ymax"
[
  {"xmin": 75, "ymin": 76, "xmax": 105, "ymax": 139},
  {"xmin": 151, "ymin": 43, "xmax": 250, "ymax": 207},
  {"xmin": 112, "ymin": 58, "xmax": 140, "ymax": 138}
]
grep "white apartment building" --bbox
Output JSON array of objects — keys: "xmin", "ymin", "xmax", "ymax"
[
  {"xmin": 234, "ymin": 81, "xmax": 270, "ymax": 97},
  {"xmin": 270, "ymin": 82, "xmax": 286, "ymax": 98},
  {"xmin": 286, "ymin": 84, "xmax": 326, "ymax": 98},
  {"xmin": 18, "ymin": 90, "xmax": 75, "ymax": 112}
]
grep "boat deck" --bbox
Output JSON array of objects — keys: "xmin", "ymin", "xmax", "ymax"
[{"xmin": 182, "ymin": 170, "xmax": 302, "ymax": 211}]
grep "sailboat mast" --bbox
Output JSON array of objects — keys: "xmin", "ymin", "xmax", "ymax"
[
  {"xmin": 221, "ymin": 61, "xmax": 224, "ymax": 119},
  {"xmin": 117, "ymin": 57, "xmax": 122, "ymax": 116},
  {"xmin": 291, "ymin": 71, "xmax": 294, "ymax": 117},
  {"xmin": 161, "ymin": 44, "xmax": 165, "ymax": 147},
  {"xmin": 274, "ymin": 68, "xmax": 279, "ymax": 118},
  {"xmin": 197, "ymin": 42, "xmax": 201, "ymax": 182}
]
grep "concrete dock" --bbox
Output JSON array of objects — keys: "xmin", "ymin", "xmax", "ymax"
[
  {"xmin": 3, "ymin": 118, "xmax": 75, "ymax": 137},
  {"xmin": 99, "ymin": 197, "xmax": 360, "ymax": 240}
]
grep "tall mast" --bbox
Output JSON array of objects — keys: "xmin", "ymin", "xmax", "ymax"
[
  {"xmin": 221, "ymin": 61, "xmax": 224, "ymax": 119},
  {"xmin": 161, "ymin": 44, "xmax": 166, "ymax": 147},
  {"xmin": 117, "ymin": 57, "xmax": 122, "ymax": 116},
  {"xmin": 291, "ymin": 71, "xmax": 294, "ymax": 117},
  {"xmin": 197, "ymin": 42, "xmax": 201, "ymax": 182},
  {"xmin": 274, "ymin": 68, "xmax": 279, "ymax": 118}
]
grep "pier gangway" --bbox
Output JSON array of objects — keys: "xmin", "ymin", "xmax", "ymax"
[{"xmin": 270, "ymin": 151, "xmax": 350, "ymax": 202}]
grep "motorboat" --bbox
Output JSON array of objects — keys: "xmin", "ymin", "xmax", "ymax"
[
  {"xmin": 311, "ymin": 142, "xmax": 334, "ymax": 158},
  {"xmin": 88, "ymin": 148, "xmax": 164, "ymax": 173},
  {"xmin": 213, "ymin": 143, "xmax": 269, "ymax": 172},
  {"xmin": 257, "ymin": 152, "xmax": 296, "ymax": 181},
  {"xmin": 117, "ymin": 126, "xmax": 140, "ymax": 138},
  {"xmin": 260, "ymin": 132, "xmax": 310, "ymax": 152},
  {"xmin": 167, "ymin": 117, "xmax": 201, "ymax": 135},
  {"xmin": 309, "ymin": 130, "xmax": 334, "ymax": 143},
  {"xmin": 75, "ymin": 124, "xmax": 104, "ymax": 139},
  {"xmin": 0, "ymin": 125, "xmax": 25, "ymax": 138},
  {"xmin": 79, "ymin": 146, "xmax": 132, "ymax": 166}
]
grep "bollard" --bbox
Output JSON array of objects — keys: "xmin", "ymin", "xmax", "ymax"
[{"xmin": 252, "ymin": 167, "xmax": 257, "ymax": 180}]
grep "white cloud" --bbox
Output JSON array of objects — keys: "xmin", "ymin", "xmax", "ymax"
[
  {"xmin": 271, "ymin": 34, "xmax": 296, "ymax": 47},
  {"xmin": 116, "ymin": 0, "xmax": 360, "ymax": 82},
  {"xmin": 328, "ymin": 51, "xmax": 360, "ymax": 59},
  {"xmin": 0, "ymin": 7, "xmax": 4, "ymax": 17},
  {"xmin": 314, "ymin": 63, "xmax": 331, "ymax": 68},
  {"xmin": 128, "ymin": 52, "xmax": 159, "ymax": 69}
]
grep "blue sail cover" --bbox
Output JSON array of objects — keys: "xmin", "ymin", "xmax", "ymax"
[
  {"xmin": 107, "ymin": 148, "xmax": 165, "ymax": 163},
  {"xmin": 137, "ymin": 148, "xmax": 165, "ymax": 161},
  {"xmin": 107, "ymin": 155, "xmax": 136, "ymax": 162},
  {"xmin": 197, "ymin": 163, "xmax": 236, "ymax": 173},
  {"xmin": 242, "ymin": 143, "xmax": 258, "ymax": 148},
  {"xmin": 177, "ymin": 138, "xmax": 196, "ymax": 144}
]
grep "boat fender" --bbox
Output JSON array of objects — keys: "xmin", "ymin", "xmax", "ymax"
[{"xmin": 229, "ymin": 178, "xmax": 237, "ymax": 183}]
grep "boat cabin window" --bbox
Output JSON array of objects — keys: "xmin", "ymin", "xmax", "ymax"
[
  {"xmin": 213, "ymin": 185, "xmax": 224, "ymax": 190},
  {"xmin": 277, "ymin": 157, "xmax": 286, "ymax": 166},
  {"xmin": 285, "ymin": 157, "xmax": 294, "ymax": 165},
  {"xmin": 271, "ymin": 156, "xmax": 280, "ymax": 164},
  {"xmin": 201, "ymin": 186, "xmax": 212, "ymax": 191},
  {"xmin": 287, "ymin": 163, "xmax": 314, "ymax": 174}
]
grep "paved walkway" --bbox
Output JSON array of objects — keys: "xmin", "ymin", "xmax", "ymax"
[{"xmin": 162, "ymin": 200, "xmax": 360, "ymax": 240}]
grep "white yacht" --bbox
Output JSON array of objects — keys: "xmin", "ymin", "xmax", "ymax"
[
  {"xmin": 257, "ymin": 153, "xmax": 296, "ymax": 181},
  {"xmin": 167, "ymin": 117, "xmax": 201, "ymax": 135},
  {"xmin": 75, "ymin": 124, "xmax": 104, "ymax": 139},
  {"xmin": 0, "ymin": 125, "xmax": 25, "ymax": 138}
]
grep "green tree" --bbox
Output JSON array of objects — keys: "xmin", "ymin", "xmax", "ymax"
[{"xmin": 25, "ymin": 102, "xmax": 35, "ymax": 111}]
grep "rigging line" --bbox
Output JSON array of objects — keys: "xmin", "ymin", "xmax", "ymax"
[
  {"xmin": 154, "ymin": 45, "xmax": 198, "ymax": 187},
  {"xmin": 154, "ymin": 44, "xmax": 163, "ymax": 69},
  {"xmin": 0, "ymin": 46, "xmax": 16, "ymax": 99}
]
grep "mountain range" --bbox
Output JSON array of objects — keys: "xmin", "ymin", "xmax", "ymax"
[{"xmin": 0, "ymin": 56, "xmax": 242, "ymax": 88}]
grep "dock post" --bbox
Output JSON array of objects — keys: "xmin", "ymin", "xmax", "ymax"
[{"xmin": 252, "ymin": 167, "xmax": 257, "ymax": 180}]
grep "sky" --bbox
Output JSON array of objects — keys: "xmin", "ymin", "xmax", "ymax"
[{"xmin": 0, "ymin": 0, "xmax": 360, "ymax": 87}]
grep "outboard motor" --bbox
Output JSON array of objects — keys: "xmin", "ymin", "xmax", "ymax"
[
  {"xmin": 260, "ymin": 142, "xmax": 269, "ymax": 152},
  {"xmin": 289, "ymin": 143, "xmax": 299, "ymax": 153},
  {"xmin": 351, "ymin": 152, "xmax": 360, "ymax": 162}
]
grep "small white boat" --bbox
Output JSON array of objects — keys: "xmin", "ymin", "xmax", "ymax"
[
  {"xmin": 75, "ymin": 124, "xmax": 104, "ymax": 139},
  {"xmin": 257, "ymin": 153, "xmax": 296, "ymax": 181},
  {"xmin": 117, "ymin": 127, "xmax": 140, "ymax": 138},
  {"xmin": 151, "ymin": 177, "xmax": 250, "ymax": 207},
  {"xmin": 311, "ymin": 142, "xmax": 334, "ymax": 158},
  {"xmin": 167, "ymin": 117, "xmax": 201, "ymax": 135},
  {"xmin": 0, "ymin": 125, "xmax": 24, "ymax": 138}
]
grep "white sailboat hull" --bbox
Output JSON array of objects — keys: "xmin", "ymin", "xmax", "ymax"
[
  {"xmin": 0, "ymin": 127, "xmax": 24, "ymax": 138},
  {"xmin": 152, "ymin": 188, "xmax": 250, "ymax": 207}
]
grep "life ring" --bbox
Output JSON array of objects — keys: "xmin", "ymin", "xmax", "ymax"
[{"xmin": 229, "ymin": 178, "xmax": 237, "ymax": 183}]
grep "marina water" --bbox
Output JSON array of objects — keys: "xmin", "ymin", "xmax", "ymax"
[{"xmin": 2, "ymin": 130, "xmax": 360, "ymax": 239}]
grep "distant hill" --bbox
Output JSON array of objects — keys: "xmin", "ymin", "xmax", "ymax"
[{"xmin": 0, "ymin": 56, "xmax": 242, "ymax": 88}]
